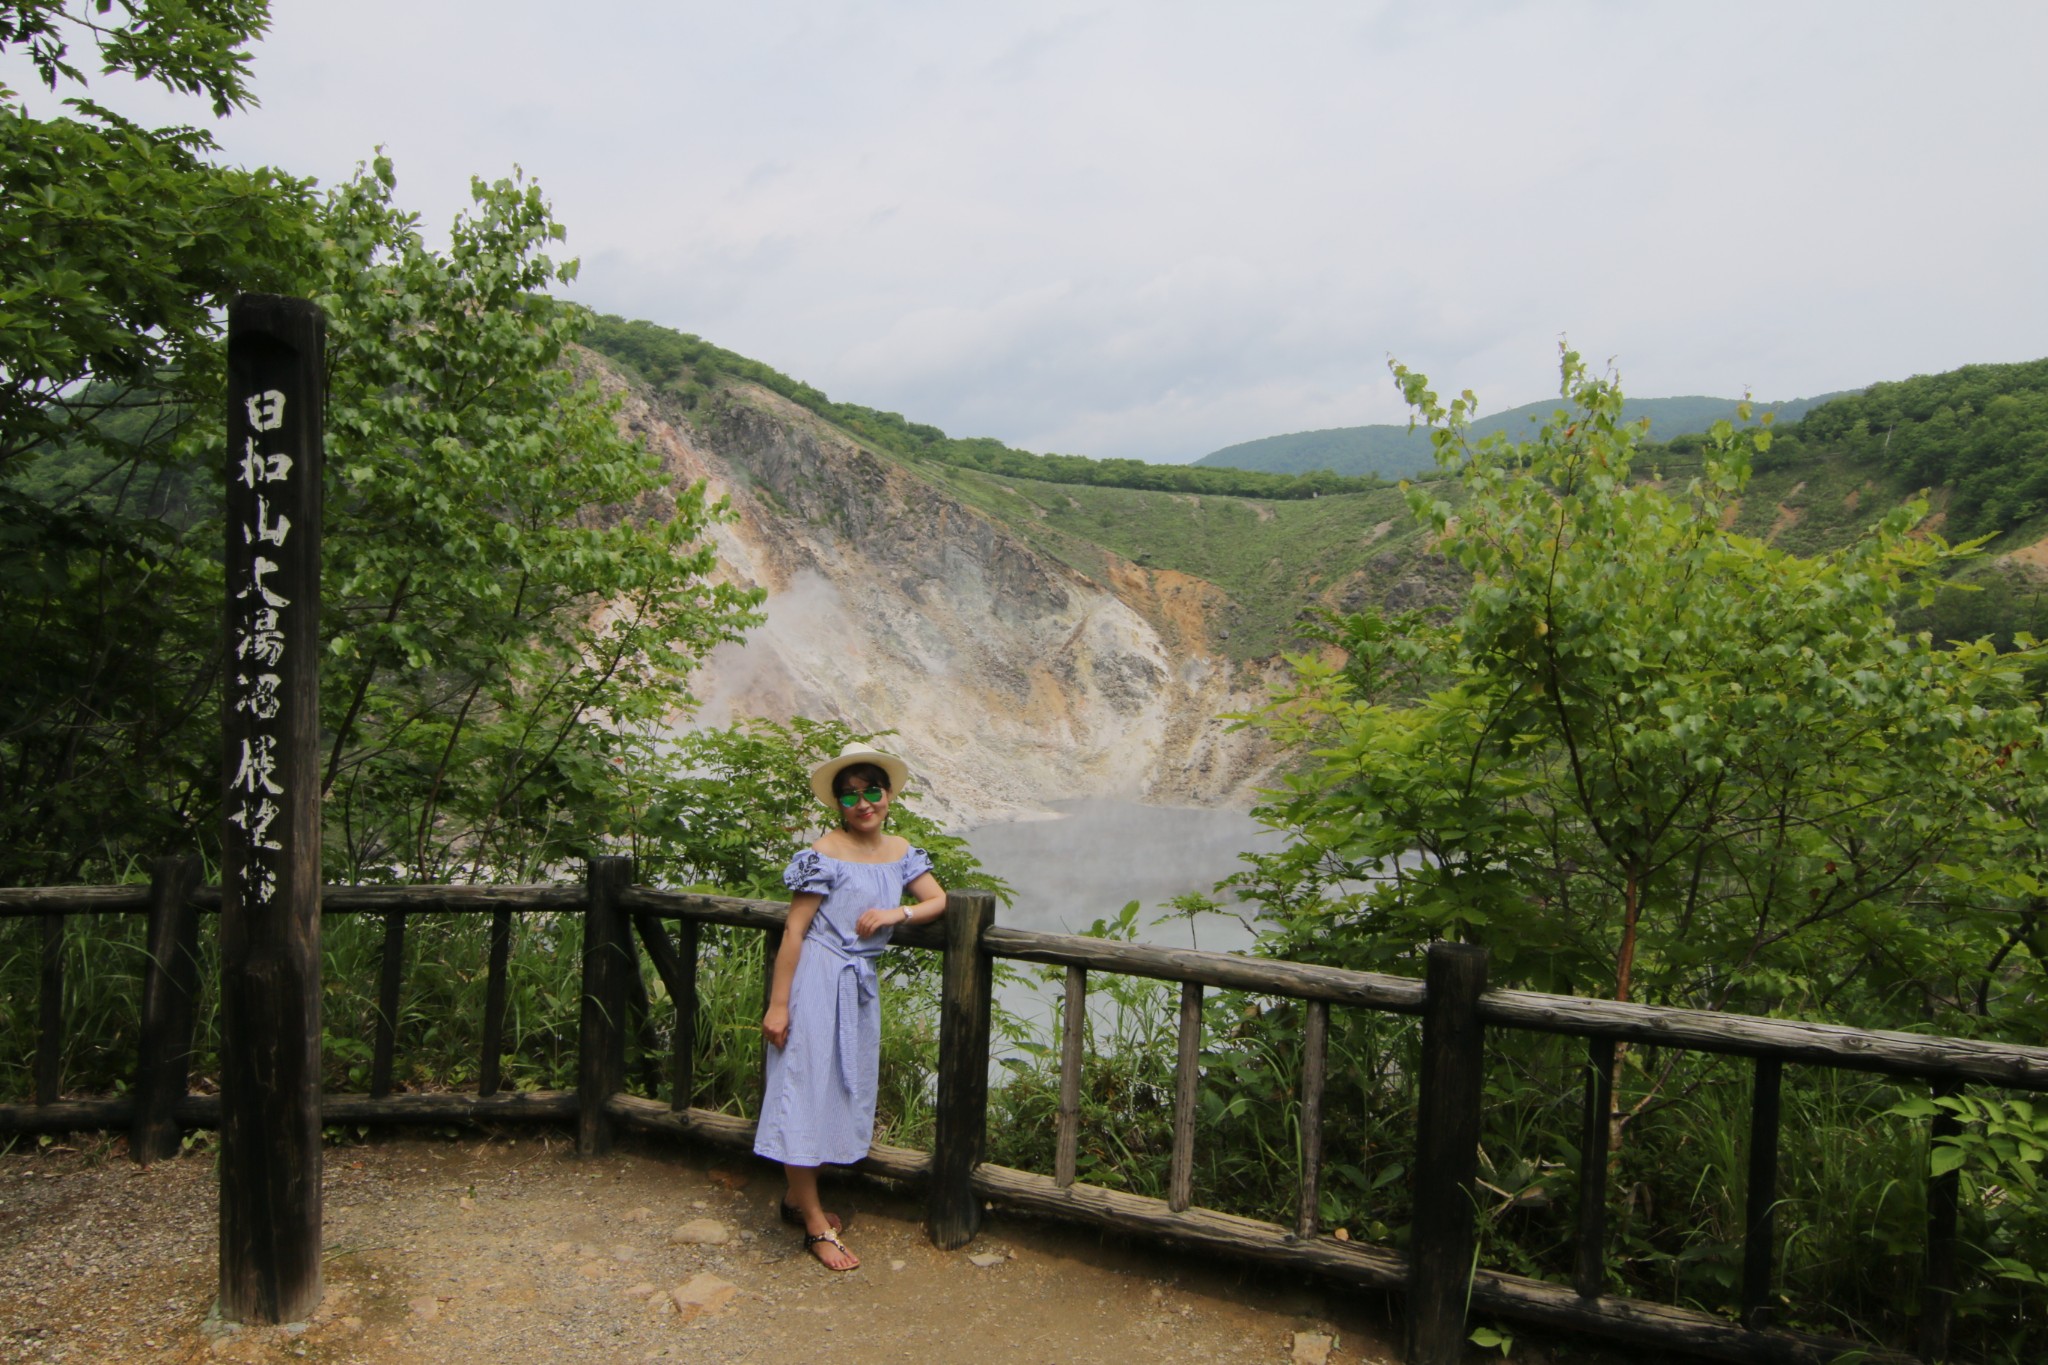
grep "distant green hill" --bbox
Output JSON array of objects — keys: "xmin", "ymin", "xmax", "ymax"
[{"xmin": 1196, "ymin": 393, "xmax": 1850, "ymax": 479}]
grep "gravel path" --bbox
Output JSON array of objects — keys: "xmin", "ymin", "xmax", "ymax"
[{"xmin": 0, "ymin": 1130, "xmax": 1408, "ymax": 1364}]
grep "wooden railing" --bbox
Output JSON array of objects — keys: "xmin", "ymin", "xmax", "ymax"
[{"xmin": 6, "ymin": 856, "xmax": 2046, "ymax": 1365}]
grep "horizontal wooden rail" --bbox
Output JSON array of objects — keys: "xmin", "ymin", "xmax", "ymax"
[
  {"xmin": 607, "ymin": 1094, "xmax": 931, "ymax": 1185},
  {"xmin": 1467, "ymin": 1271, "xmax": 1916, "ymax": 1365},
  {"xmin": 974, "ymin": 1162, "xmax": 1409, "ymax": 1291},
  {"xmin": 0, "ymin": 1089, "xmax": 576, "ymax": 1135},
  {"xmin": 14, "ymin": 881, "xmax": 2045, "ymax": 1098},
  {"xmin": 14, "ymin": 880, "xmax": 2047, "ymax": 1092},
  {"xmin": 0, "ymin": 1097, "xmax": 134, "ymax": 1132},
  {"xmin": 982, "ymin": 925, "xmax": 1427, "ymax": 1011},
  {"xmin": 318, "ymin": 886, "xmax": 587, "ymax": 914},
  {"xmin": 617, "ymin": 885, "xmax": 784, "ymax": 931},
  {"xmin": 1480, "ymin": 988, "xmax": 2048, "ymax": 1090},
  {"xmin": 0, "ymin": 884, "xmax": 588, "ymax": 917},
  {"xmin": 322, "ymin": 1090, "xmax": 578, "ymax": 1125},
  {"xmin": 0, "ymin": 886, "xmax": 153, "ymax": 915}
]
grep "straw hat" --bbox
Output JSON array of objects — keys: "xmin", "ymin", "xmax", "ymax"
[{"xmin": 808, "ymin": 741, "xmax": 910, "ymax": 808}]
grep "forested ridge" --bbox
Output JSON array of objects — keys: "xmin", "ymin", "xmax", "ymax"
[
  {"xmin": 1758, "ymin": 357, "xmax": 2048, "ymax": 539},
  {"xmin": 581, "ymin": 313, "xmax": 1389, "ymax": 500},
  {"xmin": 589, "ymin": 308, "xmax": 2048, "ymax": 562}
]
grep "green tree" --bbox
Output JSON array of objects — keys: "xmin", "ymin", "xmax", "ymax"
[
  {"xmin": 1, "ymin": 1, "xmax": 312, "ymax": 882},
  {"xmin": 1239, "ymin": 350, "xmax": 2046, "ymax": 1046},
  {"xmin": 294, "ymin": 160, "xmax": 764, "ymax": 883},
  {"xmin": 2, "ymin": 4, "xmax": 766, "ymax": 886}
]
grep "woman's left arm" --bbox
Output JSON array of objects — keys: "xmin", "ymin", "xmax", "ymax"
[{"xmin": 854, "ymin": 872, "xmax": 946, "ymax": 938}]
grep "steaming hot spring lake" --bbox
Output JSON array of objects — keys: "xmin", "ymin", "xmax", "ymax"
[{"xmin": 961, "ymin": 799, "xmax": 1289, "ymax": 1041}]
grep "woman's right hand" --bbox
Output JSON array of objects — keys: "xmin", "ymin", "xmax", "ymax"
[{"xmin": 762, "ymin": 1005, "xmax": 790, "ymax": 1050}]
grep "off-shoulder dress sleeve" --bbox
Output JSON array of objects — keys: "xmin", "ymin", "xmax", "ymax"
[
  {"xmin": 783, "ymin": 849, "xmax": 835, "ymax": 895},
  {"xmin": 900, "ymin": 845, "xmax": 934, "ymax": 888}
]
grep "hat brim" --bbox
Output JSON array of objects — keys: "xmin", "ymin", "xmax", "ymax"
[{"xmin": 809, "ymin": 748, "xmax": 910, "ymax": 807}]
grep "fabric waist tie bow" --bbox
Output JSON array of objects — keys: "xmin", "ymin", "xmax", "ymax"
[{"xmin": 804, "ymin": 932, "xmax": 879, "ymax": 1094}]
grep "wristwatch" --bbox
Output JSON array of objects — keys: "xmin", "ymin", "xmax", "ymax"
[{"xmin": 901, "ymin": 905, "xmax": 914, "ymax": 925}]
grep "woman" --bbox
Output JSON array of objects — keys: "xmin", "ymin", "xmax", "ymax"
[{"xmin": 755, "ymin": 740, "xmax": 946, "ymax": 1271}]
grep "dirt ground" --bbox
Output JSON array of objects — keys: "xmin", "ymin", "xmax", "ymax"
[{"xmin": 0, "ymin": 1128, "xmax": 1437, "ymax": 1365}]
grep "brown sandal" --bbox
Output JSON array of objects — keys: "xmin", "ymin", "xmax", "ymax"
[
  {"xmin": 804, "ymin": 1229, "xmax": 859, "ymax": 1272},
  {"xmin": 780, "ymin": 1200, "xmax": 845, "ymax": 1232}
]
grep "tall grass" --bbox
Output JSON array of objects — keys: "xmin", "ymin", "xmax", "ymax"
[{"xmin": 0, "ymin": 911, "xmax": 154, "ymax": 1100}]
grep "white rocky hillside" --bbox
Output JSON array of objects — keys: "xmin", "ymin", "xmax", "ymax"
[{"xmin": 598, "ymin": 363, "xmax": 1288, "ymax": 828}]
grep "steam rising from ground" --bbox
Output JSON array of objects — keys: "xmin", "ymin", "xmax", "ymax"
[
  {"xmin": 964, "ymin": 799, "xmax": 1289, "ymax": 1039},
  {"xmin": 966, "ymin": 799, "xmax": 1284, "ymax": 945}
]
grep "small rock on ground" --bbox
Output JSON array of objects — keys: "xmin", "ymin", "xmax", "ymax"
[
  {"xmin": 1293, "ymin": 1330, "xmax": 1335, "ymax": 1364},
  {"xmin": 670, "ymin": 1216, "xmax": 730, "ymax": 1245}
]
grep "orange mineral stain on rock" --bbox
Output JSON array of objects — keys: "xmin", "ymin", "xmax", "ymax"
[
  {"xmin": 1102, "ymin": 559, "xmax": 1229, "ymax": 653},
  {"xmin": 1910, "ymin": 509, "xmax": 1950, "ymax": 540},
  {"xmin": 2003, "ymin": 536, "xmax": 2048, "ymax": 572}
]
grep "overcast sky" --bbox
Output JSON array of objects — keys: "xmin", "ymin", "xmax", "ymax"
[{"xmin": 13, "ymin": 2, "xmax": 2047, "ymax": 462}]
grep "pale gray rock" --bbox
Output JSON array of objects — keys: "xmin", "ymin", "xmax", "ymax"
[
  {"xmin": 1291, "ymin": 1330, "xmax": 1334, "ymax": 1364},
  {"xmin": 671, "ymin": 1218, "xmax": 731, "ymax": 1246}
]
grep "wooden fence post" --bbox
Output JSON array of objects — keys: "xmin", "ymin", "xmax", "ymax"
[
  {"xmin": 1920, "ymin": 1079, "xmax": 1962, "ymax": 1362},
  {"xmin": 1169, "ymin": 981, "xmax": 1203, "ymax": 1212},
  {"xmin": 633, "ymin": 914, "xmax": 699, "ymax": 1112},
  {"xmin": 369, "ymin": 910, "xmax": 406, "ymax": 1097},
  {"xmin": 479, "ymin": 908, "xmax": 513, "ymax": 1097},
  {"xmin": 1739, "ymin": 1056, "xmax": 1783, "ymax": 1330},
  {"xmin": 217, "ymin": 293, "xmax": 325, "ymax": 1325},
  {"xmin": 132, "ymin": 855, "xmax": 204, "ymax": 1163},
  {"xmin": 1055, "ymin": 965, "xmax": 1086, "ymax": 1187},
  {"xmin": 1573, "ymin": 1034, "xmax": 1615, "ymax": 1297},
  {"xmin": 1296, "ymin": 997, "xmax": 1329, "ymax": 1240},
  {"xmin": 1406, "ymin": 941, "xmax": 1489, "ymax": 1365},
  {"xmin": 578, "ymin": 856, "xmax": 633, "ymax": 1155},
  {"xmin": 35, "ymin": 911, "xmax": 61, "ymax": 1104},
  {"xmin": 671, "ymin": 919, "xmax": 699, "ymax": 1112},
  {"xmin": 928, "ymin": 889, "xmax": 995, "ymax": 1249}
]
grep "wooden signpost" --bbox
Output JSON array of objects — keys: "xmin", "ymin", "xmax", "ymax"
[{"xmin": 218, "ymin": 295, "xmax": 326, "ymax": 1324}]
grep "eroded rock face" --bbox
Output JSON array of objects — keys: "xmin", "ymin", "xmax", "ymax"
[{"xmin": 607, "ymin": 372, "xmax": 1284, "ymax": 826}]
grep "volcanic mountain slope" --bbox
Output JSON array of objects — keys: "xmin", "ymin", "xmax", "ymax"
[{"xmin": 601, "ymin": 364, "xmax": 1303, "ymax": 826}]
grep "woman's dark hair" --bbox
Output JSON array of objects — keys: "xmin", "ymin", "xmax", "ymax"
[{"xmin": 836, "ymin": 762, "xmax": 891, "ymax": 793}]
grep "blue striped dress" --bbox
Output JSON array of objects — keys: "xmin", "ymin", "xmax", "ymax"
[{"xmin": 754, "ymin": 845, "xmax": 933, "ymax": 1167}]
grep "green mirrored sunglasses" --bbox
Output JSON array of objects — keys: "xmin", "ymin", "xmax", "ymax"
[{"xmin": 837, "ymin": 786, "xmax": 887, "ymax": 808}]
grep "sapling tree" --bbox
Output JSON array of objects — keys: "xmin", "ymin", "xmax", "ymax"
[
  {"xmin": 300, "ymin": 161, "xmax": 763, "ymax": 883},
  {"xmin": 0, "ymin": 1, "xmax": 311, "ymax": 884}
]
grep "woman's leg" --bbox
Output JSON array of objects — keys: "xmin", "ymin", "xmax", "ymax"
[{"xmin": 784, "ymin": 1164, "xmax": 857, "ymax": 1269}]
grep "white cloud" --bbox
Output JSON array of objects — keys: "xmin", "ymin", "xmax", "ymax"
[{"xmin": 10, "ymin": 0, "xmax": 2045, "ymax": 460}]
